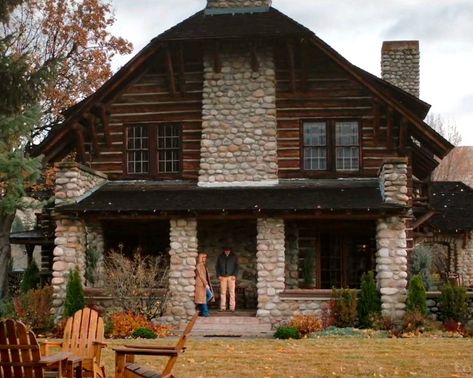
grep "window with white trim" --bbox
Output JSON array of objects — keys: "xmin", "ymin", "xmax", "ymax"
[{"xmin": 127, "ymin": 126, "xmax": 149, "ymax": 174}]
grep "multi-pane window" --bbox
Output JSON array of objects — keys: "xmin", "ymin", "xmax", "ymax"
[
  {"xmin": 157, "ymin": 124, "xmax": 180, "ymax": 173},
  {"xmin": 302, "ymin": 120, "xmax": 360, "ymax": 172},
  {"xmin": 303, "ymin": 122, "xmax": 327, "ymax": 170},
  {"xmin": 126, "ymin": 124, "xmax": 181, "ymax": 176},
  {"xmin": 335, "ymin": 121, "xmax": 359, "ymax": 171},
  {"xmin": 127, "ymin": 126, "xmax": 149, "ymax": 174}
]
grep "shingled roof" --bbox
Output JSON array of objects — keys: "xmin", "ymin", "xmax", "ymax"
[
  {"xmin": 56, "ymin": 179, "xmax": 405, "ymax": 216},
  {"xmin": 429, "ymin": 181, "xmax": 473, "ymax": 232}
]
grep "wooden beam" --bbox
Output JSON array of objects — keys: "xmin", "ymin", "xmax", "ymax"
[
  {"xmin": 213, "ymin": 41, "xmax": 221, "ymax": 73},
  {"xmin": 177, "ymin": 43, "xmax": 186, "ymax": 94},
  {"xmin": 300, "ymin": 42, "xmax": 309, "ymax": 92},
  {"xmin": 249, "ymin": 42, "xmax": 259, "ymax": 72},
  {"xmin": 72, "ymin": 123, "xmax": 86, "ymax": 163},
  {"xmin": 286, "ymin": 40, "xmax": 296, "ymax": 92},
  {"xmin": 97, "ymin": 104, "xmax": 112, "ymax": 147},
  {"xmin": 399, "ymin": 116, "xmax": 408, "ymax": 151},
  {"xmin": 412, "ymin": 210, "xmax": 435, "ymax": 230},
  {"xmin": 373, "ymin": 99, "xmax": 380, "ymax": 142},
  {"xmin": 87, "ymin": 114, "xmax": 100, "ymax": 156},
  {"xmin": 387, "ymin": 107, "xmax": 394, "ymax": 149},
  {"xmin": 164, "ymin": 45, "xmax": 176, "ymax": 96}
]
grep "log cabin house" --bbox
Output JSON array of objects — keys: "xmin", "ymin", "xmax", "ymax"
[{"xmin": 31, "ymin": 0, "xmax": 459, "ymax": 324}]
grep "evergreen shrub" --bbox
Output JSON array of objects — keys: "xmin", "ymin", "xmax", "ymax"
[
  {"xmin": 332, "ymin": 288, "xmax": 358, "ymax": 327},
  {"xmin": 273, "ymin": 325, "xmax": 301, "ymax": 339},
  {"xmin": 406, "ymin": 274, "xmax": 427, "ymax": 315},
  {"xmin": 64, "ymin": 266, "xmax": 85, "ymax": 318},
  {"xmin": 20, "ymin": 260, "xmax": 40, "ymax": 294},
  {"xmin": 438, "ymin": 283, "xmax": 469, "ymax": 323},
  {"xmin": 357, "ymin": 271, "xmax": 381, "ymax": 328}
]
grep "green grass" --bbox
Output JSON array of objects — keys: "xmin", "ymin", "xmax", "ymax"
[{"xmin": 101, "ymin": 336, "xmax": 473, "ymax": 377}]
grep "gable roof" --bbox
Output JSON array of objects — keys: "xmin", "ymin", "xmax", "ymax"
[{"xmin": 32, "ymin": 7, "xmax": 452, "ymax": 163}]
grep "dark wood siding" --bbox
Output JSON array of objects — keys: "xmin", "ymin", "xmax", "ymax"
[
  {"xmin": 275, "ymin": 42, "xmax": 402, "ymax": 178},
  {"xmin": 84, "ymin": 47, "xmax": 203, "ymax": 180}
]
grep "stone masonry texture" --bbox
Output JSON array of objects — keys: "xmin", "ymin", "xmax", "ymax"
[{"xmin": 199, "ymin": 45, "xmax": 278, "ymax": 186}]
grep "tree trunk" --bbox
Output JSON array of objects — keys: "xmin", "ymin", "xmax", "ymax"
[{"xmin": 0, "ymin": 213, "xmax": 14, "ymax": 298}]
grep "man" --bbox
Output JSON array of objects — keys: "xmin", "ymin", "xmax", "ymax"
[{"xmin": 216, "ymin": 247, "xmax": 239, "ymax": 312}]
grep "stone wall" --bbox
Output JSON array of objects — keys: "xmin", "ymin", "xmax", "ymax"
[
  {"xmin": 199, "ymin": 45, "xmax": 278, "ymax": 186},
  {"xmin": 256, "ymin": 218, "xmax": 285, "ymax": 321},
  {"xmin": 456, "ymin": 232, "xmax": 473, "ymax": 287},
  {"xmin": 378, "ymin": 159, "xmax": 409, "ymax": 205},
  {"xmin": 55, "ymin": 162, "xmax": 107, "ymax": 205},
  {"xmin": 207, "ymin": 0, "xmax": 271, "ymax": 8},
  {"xmin": 163, "ymin": 218, "xmax": 198, "ymax": 324},
  {"xmin": 381, "ymin": 41, "xmax": 420, "ymax": 98}
]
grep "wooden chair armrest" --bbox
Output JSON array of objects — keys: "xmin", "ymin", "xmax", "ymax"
[
  {"xmin": 39, "ymin": 352, "xmax": 71, "ymax": 366},
  {"xmin": 39, "ymin": 340, "xmax": 63, "ymax": 355},
  {"xmin": 123, "ymin": 344, "xmax": 179, "ymax": 350},
  {"xmin": 93, "ymin": 341, "xmax": 108, "ymax": 347},
  {"xmin": 114, "ymin": 347, "xmax": 179, "ymax": 357}
]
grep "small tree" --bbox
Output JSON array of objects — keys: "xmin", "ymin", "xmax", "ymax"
[
  {"xmin": 438, "ymin": 282, "xmax": 469, "ymax": 323},
  {"xmin": 406, "ymin": 274, "xmax": 427, "ymax": 315},
  {"xmin": 20, "ymin": 260, "xmax": 40, "ymax": 294},
  {"xmin": 331, "ymin": 288, "xmax": 358, "ymax": 327},
  {"xmin": 63, "ymin": 266, "xmax": 85, "ymax": 318},
  {"xmin": 358, "ymin": 271, "xmax": 381, "ymax": 328}
]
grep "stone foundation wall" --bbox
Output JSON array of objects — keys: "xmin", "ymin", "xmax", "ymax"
[
  {"xmin": 199, "ymin": 45, "xmax": 278, "ymax": 186},
  {"xmin": 163, "ymin": 218, "xmax": 198, "ymax": 324},
  {"xmin": 376, "ymin": 217, "xmax": 408, "ymax": 319},
  {"xmin": 456, "ymin": 232, "xmax": 473, "ymax": 287},
  {"xmin": 256, "ymin": 218, "xmax": 285, "ymax": 320}
]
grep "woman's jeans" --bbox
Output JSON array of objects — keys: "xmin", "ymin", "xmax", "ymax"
[{"xmin": 198, "ymin": 288, "xmax": 213, "ymax": 316}]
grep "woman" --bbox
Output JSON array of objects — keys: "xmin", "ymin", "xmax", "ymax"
[{"xmin": 195, "ymin": 252, "xmax": 214, "ymax": 316}]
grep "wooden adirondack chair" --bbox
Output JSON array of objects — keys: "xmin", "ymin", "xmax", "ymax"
[
  {"xmin": 114, "ymin": 312, "xmax": 199, "ymax": 378},
  {"xmin": 41, "ymin": 308, "xmax": 107, "ymax": 378},
  {"xmin": 0, "ymin": 319, "xmax": 70, "ymax": 378}
]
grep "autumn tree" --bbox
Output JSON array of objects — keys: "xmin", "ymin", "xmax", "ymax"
[
  {"xmin": 2, "ymin": 0, "xmax": 132, "ymax": 139},
  {"xmin": 0, "ymin": 0, "xmax": 55, "ymax": 297},
  {"xmin": 426, "ymin": 112, "xmax": 462, "ymax": 146}
]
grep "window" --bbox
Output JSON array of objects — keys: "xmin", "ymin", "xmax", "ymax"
[
  {"xmin": 302, "ymin": 120, "xmax": 360, "ymax": 172},
  {"xmin": 127, "ymin": 126, "xmax": 149, "ymax": 174},
  {"xmin": 126, "ymin": 124, "xmax": 181, "ymax": 176}
]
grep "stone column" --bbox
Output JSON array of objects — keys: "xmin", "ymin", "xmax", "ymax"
[
  {"xmin": 52, "ymin": 162, "xmax": 107, "ymax": 319},
  {"xmin": 256, "ymin": 218, "xmax": 285, "ymax": 320},
  {"xmin": 199, "ymin": 45, "xmax": 278, "ymax": 186},
  {"xmin": 376, "ymin": 159, "xmax": 409, "ymax": 320},
  {"xmin": 164, "ymin": 218, "xmax": 198, "ymax": 324},
  {"xmin": 381, "ymin": 40, "xmax": 420, "ymax": 98}
]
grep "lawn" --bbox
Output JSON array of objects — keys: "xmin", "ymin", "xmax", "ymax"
[{"xmin": 102, "ymin": 336, "xmax": 473, "ymax": 377}]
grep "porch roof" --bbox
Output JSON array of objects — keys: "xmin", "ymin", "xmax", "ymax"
[
  {"xmin": 9, "ymin": 230, "xmax": 53, "ymax": 245},
  {"xmin": 56, "ymin": 179, "xmax": 405, "ymax": 216},
  {"xmin": 429, "ymin": 181, "xmax": 473, "ymax": 232}
]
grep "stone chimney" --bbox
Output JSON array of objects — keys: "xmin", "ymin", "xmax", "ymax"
[
  {"xmin": 381, "ymin": 41, "xmax": 420, "ymax": 98},
  {"xmin": 206, "ymin": 0, "xmax": 272, "ymax": 11}
]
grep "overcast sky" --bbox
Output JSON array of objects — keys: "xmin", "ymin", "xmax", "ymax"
[{"xmin": 110, "ymin": 0, "xmax": 473, "ymax": 145}]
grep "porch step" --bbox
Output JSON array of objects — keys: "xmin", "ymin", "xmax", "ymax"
[{"xmin": 191, "ymin": 314, "xmax": 272, "ymax": 337}]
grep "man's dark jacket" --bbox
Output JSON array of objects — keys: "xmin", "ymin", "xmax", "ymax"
[{"xmin": 216, "ymin": 253, "xmax": 239, "ymax": 277}]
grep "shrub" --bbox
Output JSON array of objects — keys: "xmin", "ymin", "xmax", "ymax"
[
  {"xmin": 411, "ymin": 245, "xmax": 433, "ymax": 290},
  {"xmin": 13, "ymin": 286, "xmax": 54, "ymax": 332},
  {"xmin": 403, "ymin": 309, "xmax": 428, "ymax": 333},
  {"xmin": 443, "ymin": 319, "xmax": 465, "ymax": 334},
  {"xmin": 132, "ymin": 327, "xmax": 157, "ymax": 339},
  {"xmin": 312, "ymin": 326, "xmax": 362, "ymax": 337},
  {"xmin": 406, "ymin": 274, "xmax": 427, "ymax": 315},
  {"xmin": 64, "ymin": 267, "xmax": 85, "ymax": 318},
  {"xmin": 85, "ymin": 248, "xmax": 101, "ymax": 286},
  {"xmin": 273, "ymin": 325, "xmax": 301, "ymax": 339},
  {"xmin": 104, "ymin": 252, "xmax": 169, "ymax": 320},
  {"xmin": 288, "ymin": 314, "xmax": 323, "ymax": 336},
  {"xmin": 0, "ymin": 299, "xmax": 16, "ymax": 318},
  {"xmin": 109, "ymin": 311, "xmax": 172, "ymax": 338},
  {"xmin": 331, "ymin": 288, "xmax": 358, "ymax": 327},
  {"xmin": 357, "ymin": 271, "xmax": 381, "ymax": 328},
  {"xmin": 20, "ymin": 260, "xmax": 40, "ymax": 294},
  {"xmin": 438, "ymin": 283, "xmax": 469, "ymax": 323}
]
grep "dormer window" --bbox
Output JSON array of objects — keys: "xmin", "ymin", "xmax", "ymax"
[
  {"xmin": 126, "ymin": 123, "xmax": 181, "ymax": 177},
  {"xmin": 302, "ymin": 120, "xmax": 360, "ymax": 172}
]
